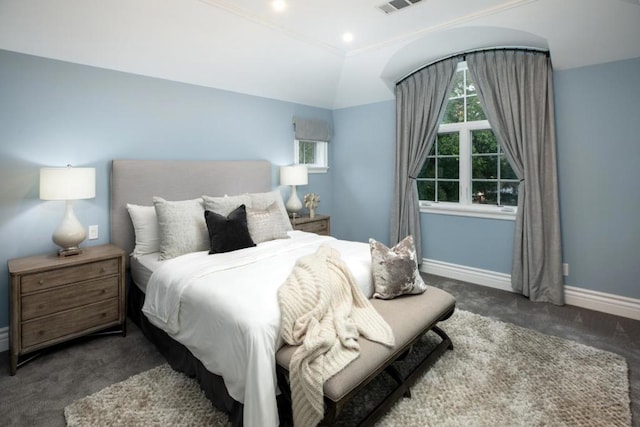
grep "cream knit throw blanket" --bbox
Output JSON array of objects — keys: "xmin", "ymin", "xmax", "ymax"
[{"xmin": 278, "ymin": 246, "xmax": 395, "ymax": 427}]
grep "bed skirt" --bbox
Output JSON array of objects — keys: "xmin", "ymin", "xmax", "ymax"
[{"xmin": 128, "ymin": 279, "xmax": 245, "ymax": 426}]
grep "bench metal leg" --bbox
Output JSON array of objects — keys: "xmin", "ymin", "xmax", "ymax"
[
  {"xmin": 357, "ymin": 327, "xmax": 454, "ymax": 427},
  {"xmin": 432, "ymin": 325, "xmax": 454, "ymax": 350},
  {"xmin": 385, "ymin": 364, "xmax": 411, "ymax": 398}
]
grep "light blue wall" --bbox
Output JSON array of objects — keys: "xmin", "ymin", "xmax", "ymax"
[
  {"xmin": 420, "ymin": 214, "xmax": 514, "ymax": 273},
  {"xmin": 331, "ymin": 101, "xmax": 395, "ymax": 244},
  {"xmin": 0, "ymin": 50, "xmax": 333, "ymax": 328},
  {"xmin": 333, "ymin": 56, "xmax": 640, "ymax": 300},
  {"xmin": 554, "ymin": 57, "xmax": 640, "ymax": 298}
]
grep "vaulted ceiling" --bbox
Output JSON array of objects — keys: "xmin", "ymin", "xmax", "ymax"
[{"xmin": 1, "ymin": 0, "xmax": 639, "ymax": 109}]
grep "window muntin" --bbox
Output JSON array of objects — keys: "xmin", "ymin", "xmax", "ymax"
[
  {"xmin": 470, "ymin": 129, "xmax": 519, "ymax": 206},
  {"xmin": 417, "ymin": 62, "xmax": 518, "ymax": 217},
  {"xmin": 298, "ymin": 140, "xmax": 316, "ymax": 164},
  {"xmin": 442, "ymin": 67, "xmax": 486, "ymax": 124},
  {"xmin": 294, "ymin": 139, "xmax": 328, "ymax": 173},
  {"xmin": 417, "ymin": 132, "xmax": 460, "ymax": 203}
]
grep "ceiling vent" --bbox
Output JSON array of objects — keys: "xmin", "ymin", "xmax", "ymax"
[{"xmin": 378, "ymin": 0, "xmax": 423, "ymax": 15}]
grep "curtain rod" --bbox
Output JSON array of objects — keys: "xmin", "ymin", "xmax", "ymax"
[{"xmin": 395, "ymin": 46, "xmax": 550, "ymax": 86}]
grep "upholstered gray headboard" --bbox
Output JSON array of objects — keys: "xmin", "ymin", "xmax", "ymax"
[{"xmin": 110, "ymin": 159, "xmax": 272, "ymax": 258}]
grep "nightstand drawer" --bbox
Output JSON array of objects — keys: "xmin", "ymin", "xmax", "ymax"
[
  {"xmin": 21, "ymin": 298, "xmax": 119, "ymax": 350},
  {"xmin": 21, "ymin": 276, "xmax": 119, "ymax": 321},
  {"xmin": 21, "ymin": 258, "xmax": 119, "ymax": 293},
  {"xmin": 298, "ymin": 219, "xmax": 329, "ymax": 235},
  {"xmin": 291, "ymin": 215, "xmax": 330, "ymax": 236}
]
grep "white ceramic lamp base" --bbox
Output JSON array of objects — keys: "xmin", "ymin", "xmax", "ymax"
[
  {"xmin": 52, "ymin": 200, "xmax": 87, "ymax": 256},
  {"xmin": 285, "ymin": 185, "xmax": 303, "ymax": 214}
]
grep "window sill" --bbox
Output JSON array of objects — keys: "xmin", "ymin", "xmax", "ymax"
[
  {"xmin": 307, "ymin": 166, "xmax": 328, "ymax": 174},
  {"xmin": 420, "ymin": 202, "xmax": 517, "ymax": 221}
]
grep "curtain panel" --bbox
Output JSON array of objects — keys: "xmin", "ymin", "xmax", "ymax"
[
  {"xmin": 466, "ymin": 50, "xmax": 564, "ymax": 305},
  {"xmin": 390, "ymin": 58, "xmax": 458, "ymax": 262}
]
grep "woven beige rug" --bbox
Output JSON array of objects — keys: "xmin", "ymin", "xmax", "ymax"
[{"xmin": 65, "ymin": 310, "xmax": 632, "ymax": 426}]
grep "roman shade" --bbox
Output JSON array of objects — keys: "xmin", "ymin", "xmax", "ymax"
[{"xmin": 292, "ymin": 117, "xmax": 331, "ymax": 142}]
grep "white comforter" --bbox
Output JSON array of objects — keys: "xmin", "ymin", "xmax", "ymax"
[{"xmin": 141, "ymin": 231, "xmax": 373, "ymax": 427}]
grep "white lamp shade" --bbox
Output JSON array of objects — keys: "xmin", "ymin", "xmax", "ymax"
[
  {"xmin": 280, "ymin": 165, "xmax": 308, "ymax": 186},
  {"xmin": 40, "ymin": 167, "xmax": 96, "ymax": 200}
]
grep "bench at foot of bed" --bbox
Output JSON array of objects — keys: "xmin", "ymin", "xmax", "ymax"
[{"xmin": 275, "ymin": 285, "xmax": 456, "ymax": 426}]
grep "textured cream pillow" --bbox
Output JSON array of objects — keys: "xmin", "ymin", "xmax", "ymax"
[
  {"xmin": 126, "ymin": 204, "xmax": 160, "ymax": 257},
  {"xmin": 370, "ymin": 235, "xmax": 427, "ymax": 300},
  {"xmin": 202, "ymin": 194, "xmax": 252, "ymax": 216},
  {"xmin": 247, "ymin": 190, "xmax": 293, "ymax": 231},
  {"xmin": 246, "ymin": 202, "xmax": 290, "ymax": 243},
  {"xmin": 153, "ymin": 197, "xmax": 209, "ymax": 260}
]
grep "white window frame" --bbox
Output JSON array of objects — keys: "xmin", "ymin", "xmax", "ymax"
[
  {"xmin": 294, "ymin": 139, "xmax": 329, "ymax": 173},
  {"xmin": 418, "ymin": 62, "xmax": 516, "ymax": 221}
]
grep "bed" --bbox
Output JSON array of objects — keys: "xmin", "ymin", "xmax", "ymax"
[
  {"xmin": 110, "ymin": 159, "xmax": 455, "ymax": 427},
  {"xmin": 109, "ymin": 159, "xmax": 376, "ymax": 427}
]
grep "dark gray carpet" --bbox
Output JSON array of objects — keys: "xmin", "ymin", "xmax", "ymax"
[{"xmin": 1, "ymin": 274, "xmax": 638, "ymax": 426}]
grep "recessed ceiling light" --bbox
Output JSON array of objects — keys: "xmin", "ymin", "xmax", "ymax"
[
  {"xmin": 271, "ymin": 0, "xmax": 286, "ymax": 12},
  {"xmin": 342, "ymin": 32, "xmax": 354, "ymax": 43}
]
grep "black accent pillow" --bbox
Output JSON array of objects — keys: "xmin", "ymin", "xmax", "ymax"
[{"xmin": 204, "ymin": 204, "xmax": 256, "ymax": 254}]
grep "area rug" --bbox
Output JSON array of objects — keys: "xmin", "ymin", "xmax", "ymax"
[{"xmin": 64, "ymin": 310, "xmax": 632, "ymax": 426}]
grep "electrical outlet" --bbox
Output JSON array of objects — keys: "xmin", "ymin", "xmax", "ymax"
[
  {"xmin": 562, "ymin": 263, "xmax": 569, "ymax": 277},
  {"xmin": 88, "ymin": 225, "xmax": 99, "ymax": 240}
]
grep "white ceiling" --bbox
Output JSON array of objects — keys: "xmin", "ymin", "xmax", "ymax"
[{"xmin": 1, "ymin": 0, "xmax": 639, "ymax": 109}]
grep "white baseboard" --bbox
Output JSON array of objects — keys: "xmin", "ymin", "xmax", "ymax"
[
  {"xmin": 421, "ymin": 258, "xmax": 514, "ymax": 293},
  {"xmin": 564, "ymin": 286, "xmax": 640, "ymax": 321},
  {"xmin": 0, "ymin": 327, "xmax": 8, "ymax": 353},
  {"xmin": 421, "ymin": 258, "xmax": 640, "ymax": 321}
]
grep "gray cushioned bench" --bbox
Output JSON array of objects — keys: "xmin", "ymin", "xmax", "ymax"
[{"xmin": 276, "ymin": 285, "xmax": 456, "ymax": 426}]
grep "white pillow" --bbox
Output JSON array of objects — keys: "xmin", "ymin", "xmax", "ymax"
[
  {"xmin": 202, "ymin": 194, "xmax": 252, "ymax": 216},
  {"xmin": 247, "ymin": 190, "xmax": 292, "ymax": 231},
  {"xmin": 126, "ymin": 204, "xmax": 160, "ymax": 257},
  {"xmin": 246, "ymin": 202, "xmax": 290, "ymax": 244},
  {"xmin": 153, "ymin": 197, "xmax": 208, "ymax": 260}
]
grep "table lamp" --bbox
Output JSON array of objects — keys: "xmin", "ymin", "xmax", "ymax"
[
  {"xmin": 40, "ymin": 165, "xmax": 96, "ymax": 256},
  {"xmin": 280, "ymin": 165, "xmax": 308, "ymax": 214}
]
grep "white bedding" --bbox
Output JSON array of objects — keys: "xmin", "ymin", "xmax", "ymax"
[
  {"xmin": 141, "ymin": 231, "xmax": 373, "ymax": 427},
  {"xmin": 130, "ymin": 252, "xmax": 163, "ymax": 293}
]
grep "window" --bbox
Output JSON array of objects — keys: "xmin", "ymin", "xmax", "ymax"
[
  {"xmin": 295, "ymin": 139, "xmax": 328, "ymax": 173},
  {"xmin": 470, "ymin": 130, "xmax": 519, "ymax": 206},
  {"xmin": 417, "ymin": 62, "xmax": 518, "ymax": 219}
]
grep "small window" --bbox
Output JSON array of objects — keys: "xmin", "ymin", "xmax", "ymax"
[{"xmin": 294, "ymin": 139, "xmax": 328, "ymax": 173}]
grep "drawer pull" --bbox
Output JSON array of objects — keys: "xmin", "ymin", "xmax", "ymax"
[
  {"xmin": 101, "ymin": 312, "xmax": 107, "ymax": 318},
  {"xmin": 39, "ymin": 280, "xmax": 44, "ymax": 285},
  {"xmin": 38, "ymin": 330, "xmax": 45, "ymax": 336},
  {"xmin": 100, "ymin": 289, "xmax": 106, "ymax": 294},
  {"xmin": 101, "ymin": 267, "xmax": 106, "ymax": 273}
]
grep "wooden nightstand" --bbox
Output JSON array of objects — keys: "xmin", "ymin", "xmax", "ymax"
[
  {"xmin": 7, "ymin": 244, "xmax": 126, "ymax": 375},
  {"xmin": 290, "ymin": 214, "xmax": 330, "ymax": 236}
]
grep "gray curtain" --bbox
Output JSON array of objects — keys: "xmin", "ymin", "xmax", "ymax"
[
  {"xmin": 391, "ymin": 58, "xmax": 458, "ymax": 261},
  {"xmin": 466, "ymin": 50, "xmax": 564, "ymax": 305}
]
